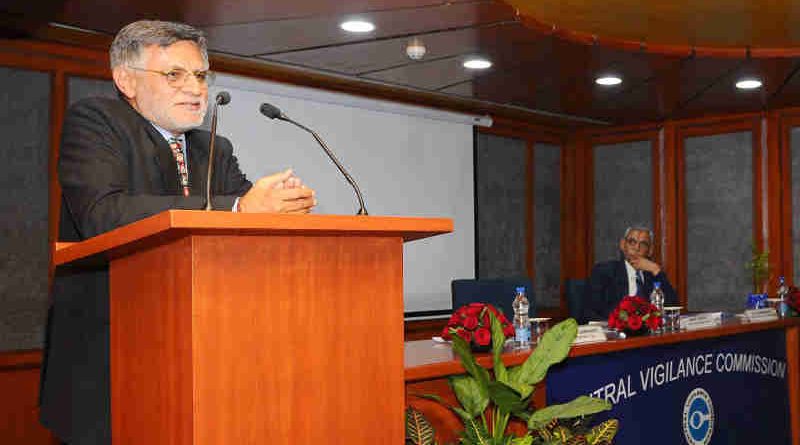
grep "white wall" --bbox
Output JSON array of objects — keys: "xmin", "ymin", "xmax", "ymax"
[{"xmin": 209, "ymin": 74, "xmax": 475, "ymax": 314}]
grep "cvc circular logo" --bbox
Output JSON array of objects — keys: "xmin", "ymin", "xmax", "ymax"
[{"xmin": 683, "ymin": 387, "xmax": 714, "ymax": 445}]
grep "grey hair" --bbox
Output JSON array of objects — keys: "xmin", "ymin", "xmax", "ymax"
[
  {"xmin": 623, "ymin": 226, "xmax": 654, "ymax": 240},
  {"xmin": 109, "ymin": 20, "xmax": 208, "ymax": 69}
]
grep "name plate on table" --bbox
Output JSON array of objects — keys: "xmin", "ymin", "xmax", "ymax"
[
  {"xmin": 574, "ymin": 325, "xmax": 607, "ymax": 345},
  {"xmin": 680, "ymin": 312, "xmax": 722, "ymax": 331},
  {"xmin": 743, "ymin": 308, "xmax": 779, "ymax": 323}
]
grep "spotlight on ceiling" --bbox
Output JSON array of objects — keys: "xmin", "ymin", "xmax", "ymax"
[
  {"xmin": 463, "ymin": 58, "xmax": 492, "ymax": 70},
  {"xmin": 595, "ymin": 75, "xmax": 622, "ymax": 86},
  {"xmin": 736, "ymin": 78, "xmax": 762, "ymax": 90},
  {"xmin": 405, "ymin": 38, "xmax": 427, "ymax": 61},
  {"xmin": 340, "ymin": 20, "xmax": 375, "ymax": 33}
]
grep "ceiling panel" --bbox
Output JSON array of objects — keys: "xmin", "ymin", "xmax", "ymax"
[
  {"xmin": 7, "ymin": 0, "xmax": 799, "ymax": 124},
  {"xmin": 201, "ymin": 1, "xmax": 517, "ymax": 56},
  {"xmin": 55, "ymin": 0, "xmax": 485, "ymax": 33},
  {"xmin": 767, "ymin": 60, "xmax": 800, "ymax": 110},
  {"xmin": 263, "ymin": 21, "xmax": 538, "ymax": 76},
  {"xmin": 358, "ymin": 24, "xmax": 551, "ymax": 91}
]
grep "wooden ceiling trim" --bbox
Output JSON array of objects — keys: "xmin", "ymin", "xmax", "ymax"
[{"xmin": 516, "ymin": 14, "xmax": 800, "ymax": 59}]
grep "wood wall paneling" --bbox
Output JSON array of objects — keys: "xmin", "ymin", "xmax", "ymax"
[
  {"xmin": 476, "ymin": 122, "xmax": 570, "ymax": 314},
  {"xmin": 778, "ymin": 111, "xmax": 800, "ymax": 286},
  {"xmin": 659, "ymin": 122, "xmax": 681, "ymax": 304},
  {"xmin": 0, "ymin": 350, "xmax": 56, "ymax": 445}
]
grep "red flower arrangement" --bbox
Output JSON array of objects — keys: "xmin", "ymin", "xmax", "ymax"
[
  {"xmin": 442, "ymin": 303, "xmax": 515, "ymax": 348},
  {"xmin": 608, "ymin": 296, "xmax": 662, "ymax": 334}
]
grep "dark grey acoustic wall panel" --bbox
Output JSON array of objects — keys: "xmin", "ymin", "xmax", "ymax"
[
  {"xmin": 792, "ymin": 127, "xmax": 800, "ymax": 284},
  {"xmin": 476, "ymin": 133, "xmax": 528, "ymax": 278},
  {"xmin": 0, "ymin": 67, "xmax": 51, "ymax": 351},
  {"xmin": 685, "ymin": 132, "xmax": 752, "ymax": 312},
  {"xmin": 67, "ymin": 76, "xmax": 116, "ymax": 105},
  {"xmin": 534, "ymin": 143, "xmax": 561, "ymax": 307},
  {"xmin": 593, "ymin": 141, "xmax": 653, "ymax": 263}
]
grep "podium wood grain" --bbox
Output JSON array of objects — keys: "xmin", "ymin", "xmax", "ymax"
[{"xmin": 55, "ymin": 211, "xmax": 452, "ymax": 445}]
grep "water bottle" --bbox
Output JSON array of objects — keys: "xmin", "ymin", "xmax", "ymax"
[
  {"xmin": 512, "ymin": 286, "xmax": 530, "ymax": 348},
  {"xmin": 649, "ymin": 281, "xmax": 665, "ymax": 332},
  {"xmin": 777, "ymin": 276, "xmax": 790, "ymax": 318}
]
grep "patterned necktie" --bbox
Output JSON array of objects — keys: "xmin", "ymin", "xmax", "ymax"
[{"xmin": 168, "ymin": 137, "xmax": 190, "ymax": 197}]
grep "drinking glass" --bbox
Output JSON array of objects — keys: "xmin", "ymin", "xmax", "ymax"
[
  {"xmin": 662, "ymin": 306, "xmax": 683, "ymax": 332},
  {"xmin": 530, "ymin": 317, "xmax": 551, "ymax": 343}
]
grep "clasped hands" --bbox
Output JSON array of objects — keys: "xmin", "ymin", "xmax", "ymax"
[{"xmin": 238, "ymin": 169, "xmax": 316, "ymax": 214}]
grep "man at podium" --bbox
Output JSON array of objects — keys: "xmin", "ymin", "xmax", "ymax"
[{"xmin": 40, "ymin": 20, "xmax": 316, "ymax": 445}]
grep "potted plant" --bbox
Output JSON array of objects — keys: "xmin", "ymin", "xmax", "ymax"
[
  {"xmin": 418, "ymin": 314, "xmax": 618, "ymax": 444},
  {"xmin": 745, "ymin": 245, "xmax": 771, "ymax": 295}
]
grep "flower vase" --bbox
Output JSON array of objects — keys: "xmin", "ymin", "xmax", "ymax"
[
  {"xmin": 623, "ymin": 328, "xmax": 648, "ymax": 337},
  {"xmin": 470, "ymin": 341, "xmax": 492, "ymax": 353}
]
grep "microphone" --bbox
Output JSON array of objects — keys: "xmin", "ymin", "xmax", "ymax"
[
  {"xmin": 204, "ymin": 91, "xmax": 231, "ymax": 210},
  {"xmin": 259, "ymin": 102, "xmax": 368, "ymax": 215}
]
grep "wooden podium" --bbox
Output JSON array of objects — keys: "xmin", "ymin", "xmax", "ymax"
[{"xmin": 54, "ymin": 210, "xmax": 452, "ymax": 445}]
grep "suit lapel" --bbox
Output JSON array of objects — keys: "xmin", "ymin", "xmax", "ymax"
[
  {"xmin": 641, "ymin": 271, "xmax": 654, "ymax": 297},
  {"xmin": 186, "ymin": 131, "xmax": 208, "ymax": 196},
  {"xmin": 614, "ymin": 260, "xmax": 630, "ymax": 299},
  {"xmin": 146, "ymin": 125, "xmax": 182, "ymax": 194}
]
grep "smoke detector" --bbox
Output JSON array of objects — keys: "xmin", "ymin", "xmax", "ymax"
[{"xmin": 405, "ymin": 38, "xmax": 427, "ymax": 61}]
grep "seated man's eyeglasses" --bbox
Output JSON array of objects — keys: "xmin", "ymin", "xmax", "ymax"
[
  {"xmin": 128, "ymin": 67, "xmax": 215, "ymax": 88},
  {"xmin": 625, "ymin": 237, "xmax": 651, "ymax": 249}
]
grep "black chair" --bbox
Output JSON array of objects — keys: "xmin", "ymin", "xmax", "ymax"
[
  {"xmin": 450, "ymin": 277, "xmax": 535, "ymax": 320},
  {"xmin": 564, "ymin": 278, "xmax": 587, "ymax": 324}
]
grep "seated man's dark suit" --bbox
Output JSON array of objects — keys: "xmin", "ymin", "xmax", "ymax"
[
  {"xmin": 584, "ymin": 259, "xmax": 678, "ymax": 322},
  {"xmin": 39, "ymin": 97, "xmax": 253, "ymax": 444}
]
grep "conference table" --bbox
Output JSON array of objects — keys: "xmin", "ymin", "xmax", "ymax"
[{"xmin": 405, "ymin": 317, "xmax": 800, "ymax": 444}]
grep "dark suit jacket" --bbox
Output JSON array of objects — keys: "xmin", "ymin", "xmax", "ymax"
[
  {"xmin": 39, "ymin": 97, "xmax": 252, "ymax": 444},
  {"xmin": 584, "ymin": 258, "xmax": 678, "ymax": 322}
]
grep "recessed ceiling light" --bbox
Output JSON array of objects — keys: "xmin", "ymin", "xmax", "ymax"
[
  {"xmin": 736, "ymin": 78, "xmax": 762, "ymax": 90},
  {"xmin": 340, "ymin": 20, "xmax": 375, "ymax": 33},
  {"xmin": 596, "ymin": 76, "xmax": 622, "ymax": 86},
  {"xmin": 463, "ymin": 58, "xmax": 492, "ymax": 70}
]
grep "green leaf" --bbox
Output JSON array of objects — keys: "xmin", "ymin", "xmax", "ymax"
[
  {"xmin": 506, "ymin": 367, "xmax": 535, "ymax": 399},
  {"xmin": 509, "ymin": 436, "xmax": 534, "ymax": 445},
  {"xmin": 450, "ymin": 375, "xmax": 490, "ymax": 418},
  {"xmin": 490, "ymin": 312, "xmax": 509, "ymax": 385},
  {"xmin": 585, "ymin": 419, "xmax": 618, "ymax": 445},
  {"xmin": 487, "ymin": 381, "xmax": 527, "ymax": 415},
  {"xmin": 527, "ymin": 396, "xmax": 612, "ymax": 430},
  {"xmin": 406, "ymin": 406, "xmax": 436, "ymax": 445},
  {"xmin": 461, "ymin": 415, "xmax": 491, "ymax": 445},
  {"xmin": 511, "ymin": 319, "xmax": 578, "ymax": 388},
  {"xmin": 452, "ymin": 335, "xmax": 491, "ymax": 389}
]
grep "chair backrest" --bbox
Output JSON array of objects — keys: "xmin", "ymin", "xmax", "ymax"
[
  {"xmin": 564, "ymin": 278, "xmax": 587, "ymax": 324},
  {"xmin": 451, "ymin": 277, "xmax": 535, "ymax": 320}
]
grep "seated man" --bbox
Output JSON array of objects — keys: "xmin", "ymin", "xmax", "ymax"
[{"xmin": 585, "ymin": 226, "xmax": 678, "ymax": 321}]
